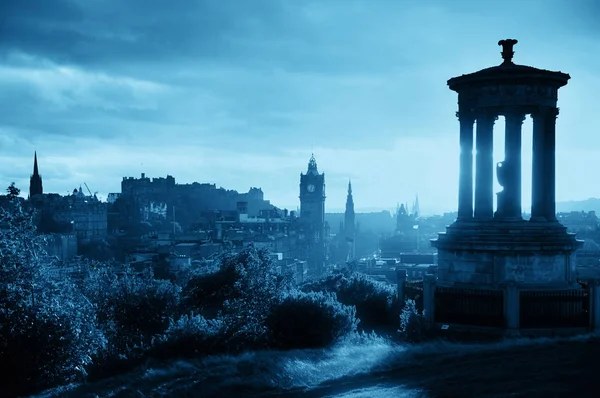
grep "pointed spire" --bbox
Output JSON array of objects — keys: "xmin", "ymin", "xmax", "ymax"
[
  {"xmin": 345, "ymin": 179, "xmax": 354, "ymax": 212},
  {"xmin": 33, "ymin": 151, "xmax": 39, "ymax": 176},
  {"xmin": 344, "ymin": 179, "xmax": 356, "ymax": 248},
  {"xmin": 29, "ymin": 151, "xmax": 43, "ymax": 197},
  {"xmin": 413, "ymin": 193, "xmax": 420, "ymax": 218}
]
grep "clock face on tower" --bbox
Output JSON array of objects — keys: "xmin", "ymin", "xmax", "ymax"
[{"xmin": 307, "ymin": 184, "xmax": 315, "ymax": 193}]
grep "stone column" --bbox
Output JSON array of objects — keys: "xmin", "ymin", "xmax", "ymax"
[
  {"xmin": 504, "ymin": 281, "xmax": 520, "ymax": 332},
  {"xmin": 501, "ymin": 111, "xmax": 525, "ymax": 219},
  {"xmin": 543, "ymin": 108, "xmax": 559, "ymax": 221},
  {"xmin": 474, "ymin": 111, "xmax": 496, "ymax": 219},
  {"xmin": 589, "ymin": 280, "xmax": 600, "ymax": 333},
  {"xmin": 423, "ymin": 274, "xmax": 437, "ymax": 326},
  {"xmin": 531, "ymin": 109, "xmax": 544, "ymax": 221},
  {"xmin": 457, "ymin": 110, "xmax": 475, "ymax": 220},
  {"xmin": 397, "ymin": 268, "xmax": 407, "ymax": 308},
  {"xmin": 531, "ymin": 107, "xmax": 558, "ymax": 222}
]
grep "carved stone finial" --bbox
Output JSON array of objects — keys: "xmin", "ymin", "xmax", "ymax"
[{"xmin": 498, "ymin": 39, "xmax": 518, "ymax": 65}]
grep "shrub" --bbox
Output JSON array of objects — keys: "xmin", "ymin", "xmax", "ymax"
[
  {"xmin": 399, "ymin": 299, "xmax": 426, "ymax": 343},
  {"xmin": 266, "ymin": 290, "xmax": 358, "ymax": 350},
  {"xmin": 182, "ymin": 262, "xmax": 239, "ymax": 318},
  {"xmin": 0, "ymin": 197, "xmax": 105, "ymax": 397},
  {"xmin": 0, "ymin": 278, "xmax": 105, "ymax": 397},
  {"xmin": 99, "ymin": 267, "xmax": 178, "ymax": 346},
  {"xmin": 150, "ymin": 314, "xmax": 227, "ymax": 359},
  {"xmin": 183, "ymin": 245, "xmax": 292, "ymax": 345},
  {"xmin": 303, "ymin": 271, "xmax": 399, "ymax": 334},
  {"xmin": 0, "ymin": 200, "xmax": 47, "ymax": 289},
  {"xmin": 80, "ymin": 264, "xmax": 181, "ymax": 379},
  {"xmin": 169, "ymin": 259, "xmax": 217, "ymax": 288}
]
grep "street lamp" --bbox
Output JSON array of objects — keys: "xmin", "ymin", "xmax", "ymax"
[{"xmin": 413, "ymin": 224, "xmax": 420, "ymax": 252}]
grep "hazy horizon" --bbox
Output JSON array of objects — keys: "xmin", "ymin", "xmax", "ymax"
[{"xmin": 2, "ymin": 0, "xmax": 600, "ymax": 215}]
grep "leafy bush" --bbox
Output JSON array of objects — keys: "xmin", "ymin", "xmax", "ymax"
[
  {"xmin": 82, "ymin": 265, "xmax": 181, "ymax": 354},
  {"xmin": 0, "ymin": 282, "xmax": 105, "ymax": 397},
  {"xmin": 150, "ymin": 314, "xmax": 227, "ymax": 359},
  {"xmin": 0, "ymin": 189, "xmax": 384, "ymax": 394},
  {"xmin": 303, "ymin": 271, "xmax": 399, "ymax": 334},
  {"xmin": 168, "ymin": 259, "xmax": 217, "ymax": 287},
  {"xmin": 183, "ymin": 245, "xmax": 291, "ymax": 342},
  {"xmin": 399, "ymin": 299, "xmax": 426, "ymax": 343},
  {"xmin": 182, "ymin": 261, "xmax": 239, "ymax": 318},
  {"xmin": 220, "ymin": 247, "xmax": 292, "ymax": 345},
  {"xmin": 0, "ymin": 199, "xmax": 46, "ymax": 289},
  {"xmin": 0, "ymin": 199, "xmax": 105, "ymax": 397},
  {"xmin": 72, "ymin": 261, "xmax": 181, "ymax": 381},
  {"xmin": 266, "ymin": 290, "xmax": 358, "ymax": 350},
  {"xmin": 405, "ymin": 280, "xmax": 424, "ymax": 312}
]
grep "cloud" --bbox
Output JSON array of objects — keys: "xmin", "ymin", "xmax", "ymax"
[{"xmin": 1, "ymin": 0, "xmax": 600, "ymax": 211}]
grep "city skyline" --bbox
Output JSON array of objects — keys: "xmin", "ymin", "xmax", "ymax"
[{"xmin": 1, "ymin": 0, "xmax": 600, "ymax": 215}]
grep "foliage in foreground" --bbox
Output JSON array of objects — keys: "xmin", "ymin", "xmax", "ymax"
[
  {"xmin": 399, "ymin": 299, "xmax": 426, "ymax": 343},
  {"xmin": 302, "ymin": 268, "xmax": 400, "ymax": 334},
  {"xmin": 0, "ymin": 184, "xmax": 410, "ymax": 397},
  {"xmin": 0, "ymin": 199, "xmax": 105, "ymax": 396},
  {"xmin": 267, "ymin": 290, "xmax": 358, "ymax": 349}
]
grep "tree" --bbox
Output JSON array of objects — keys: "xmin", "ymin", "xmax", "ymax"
[
  {"xmin": 0, "ymin": 197, "xmax": 105, "ymax": 396},
  {"xmin": 184, "ymin": 244, "xmax": 292, "ymax": 349},
  {"xmin": 6, "ymin": 182, "xmax": 20, "ymax": 200},
  {"xmin": 0, "ymin": 193, "xmax": 45, "ymax": 289}
]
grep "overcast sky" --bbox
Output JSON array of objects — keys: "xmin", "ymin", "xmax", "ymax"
[{"xmin": 1, "ymin": 0, "xmax": 599, "ymax": 214}]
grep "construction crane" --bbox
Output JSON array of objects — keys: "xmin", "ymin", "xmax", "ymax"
[{"xmin": 83, "ymin": 182, "xmax": 93, "ymax": 197}]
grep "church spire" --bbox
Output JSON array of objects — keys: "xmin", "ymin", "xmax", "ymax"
[
  {"xmin": 344, "ymin": 179, "xmax": 356, "ymax": 261},
  {"xmin": 413, "ymin": 193, "xmax": 420, "ymax": 218},
  {"xmin": 29, "ymin": 151, "xmax": 43, "ymax": 198},
  {"xmin": 345, "ymin": 179, "xmax": 354, "ymax": 215},
  {"xmin": 33, "ymin": 151, "xmax": 39, "ymax": 175}
]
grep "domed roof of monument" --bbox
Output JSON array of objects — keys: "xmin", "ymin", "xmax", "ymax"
[{"xmin": 448, "ymin": 39, "xmax": 570, "ymax": 91}]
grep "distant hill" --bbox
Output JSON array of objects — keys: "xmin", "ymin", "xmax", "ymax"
[{"xmin": 556, "ymin": 198, "xmax": 600, "ymax": 214}]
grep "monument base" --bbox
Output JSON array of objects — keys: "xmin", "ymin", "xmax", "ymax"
[
  {"xmin": 431, "ymin": 219, "xmax": 583, "ymax": 288},
  {"xmin": 428, "ymin": 220, "xmax": 588, "ymax": 332}
]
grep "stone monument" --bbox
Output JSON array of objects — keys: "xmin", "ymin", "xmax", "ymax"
[{"xmin": 430, "ymin": 39, "xmax": 585, "ymax": 331}]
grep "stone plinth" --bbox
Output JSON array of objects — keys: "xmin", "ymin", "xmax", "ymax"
[{"xmin": 432, "ymin": 220, "xmax": 583, "ymax": 289}]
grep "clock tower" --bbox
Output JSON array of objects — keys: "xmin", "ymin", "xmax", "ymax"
[{"xmin": 299, "ymin": 154, "xmax": 326, "ymax": 276}]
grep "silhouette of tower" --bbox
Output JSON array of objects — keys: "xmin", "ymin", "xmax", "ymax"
[
  {"xmin": 344, "ymin": 180, "xmax": 356, "ymax": 261},
  {"xmin": 396, "ymin": 203, "xmax": 408, "ymax": 232},
  {"xmin": 412, "ymin": 193, "xmax": 420, "ymax": 218},
  {"xmin": 29, "ymin": 151, "xmax": 43, "ymax": 198},
  {"xmin": 299, "ymin": 154, "xmax": 326, "ymax": 275}
]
